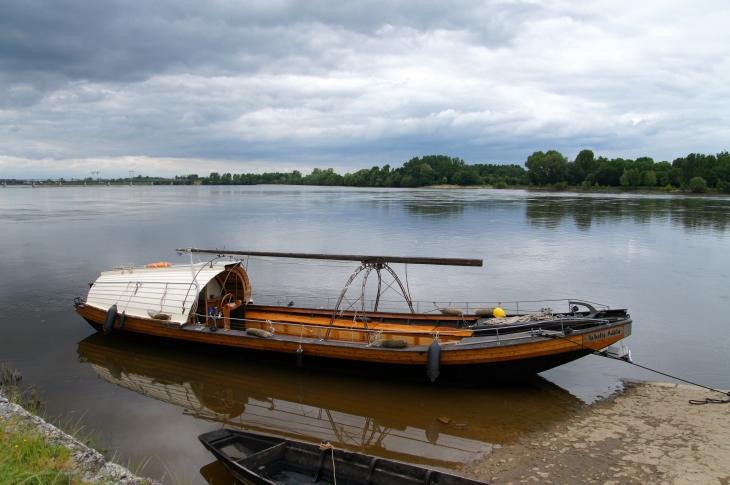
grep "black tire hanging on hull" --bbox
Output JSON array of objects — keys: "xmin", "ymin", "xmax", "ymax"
[
  {"xmin": 118, "ymin": 311, "xmax": 126, "ymax": 330},
  {"xmin": 103, "ymin": 305, "xmax": 118, "ymax": 335},
  {"xmin": 426, "ymin": 339, "xmax": 441, "ymax": 382}
]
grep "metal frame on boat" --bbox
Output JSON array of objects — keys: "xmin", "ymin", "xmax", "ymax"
[{"xmin": 74, "ymin": 248, "xmax": 632, "ymax": 386}]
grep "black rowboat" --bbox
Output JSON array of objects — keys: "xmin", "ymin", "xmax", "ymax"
[{"xmin": 198, "ymin": 429, "xmax": 489, "ymax": 485}]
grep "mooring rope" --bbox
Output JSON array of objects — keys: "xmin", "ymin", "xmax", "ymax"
[
  {"xmin": 319, "ymin": 441, "xmax": 337, "ymax": 485},
  {"xmin": 545, "ymin": 333, "xmax": 730, "ymax": 405}
]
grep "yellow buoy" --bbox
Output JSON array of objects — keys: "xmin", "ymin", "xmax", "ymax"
[{"xmin": 493, "ymin": 307, "xmax": 506, "ymax": 318}]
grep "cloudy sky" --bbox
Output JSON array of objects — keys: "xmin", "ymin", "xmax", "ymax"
[{"xmin": 1, "ymin": 0, "xmax": 728, "ymax": 178}]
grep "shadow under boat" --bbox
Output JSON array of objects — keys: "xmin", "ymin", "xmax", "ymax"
[{"xmin": 77, "ymin": 333, "xmax": 583, "ymax": 470}]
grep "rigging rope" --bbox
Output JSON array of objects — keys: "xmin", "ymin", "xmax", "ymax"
[{"xmin": 546, "ymin": 333, "xmax": 730, "ymax": 404}]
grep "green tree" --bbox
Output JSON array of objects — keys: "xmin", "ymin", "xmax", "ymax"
[
  {"xmin": 324, "ymin": 172, "xmax": 343, "ymax": 185},
  {"xmin": 566, "ymin": 149, "xmax": 597, "ymax": 185},
  {"xmin": 667, "ymin": 167, "xmax": 683, "ymax": 187},
  {"xmin": 400, "ymin": 175, "xmax": 417, "ymax": 187},
  {"xmin": 209, "ymin": 172, "xmax": 221, "ymax": 184},
  {"xmin": 344, "ymin": 169, "xmax": 371, "ymax": 187},
  {"xmin": 643, "ymin": 171, "xmax": 657, "ymax": 187},
  {"xmin": 452, "ymin": 170, "xmax": 483, "ymax": 186},
  {"xmin": 673, "ymin": 153, "xmax": 717, "ymax": 182},
  {"xmin": 524, "ymin": 150, "xmax": 568, "ymax": 185},
  {"xmin": 384, "ymin": 172, "xmax": 402, "ymax": 187},
  {"xmin": 689, "ymin": 177, "xmax": 707, "ymax": 193},
  {"xmin": 620, "ymin": 168, "xmax": 641, "ymax": 186},
  {"xmin": 707, "ymin": 152, "xmax": 730, "ymax": 187},
  {"xmin": 594, "ymin": 158, "xmax": 629, "ymax": 186},
  {"xmin": 634, "ymin": 157, "xmax": 655, "ymax": 171}
]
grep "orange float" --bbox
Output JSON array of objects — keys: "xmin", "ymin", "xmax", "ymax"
[{"xmin": 145, "ymin": 262, "xmax": 172, "ymax": 268}]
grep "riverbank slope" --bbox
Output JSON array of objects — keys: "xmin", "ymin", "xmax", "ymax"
[
  {"xmin": 0, "ymin": 389, "xmax": 157, "ymax": 484},
  {"xmin": 463, "ymin": 381, "xmax": 730, "ymax": 484}
]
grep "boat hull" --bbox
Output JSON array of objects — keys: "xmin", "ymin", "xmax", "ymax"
[
  {"xmin": 77, "ymin": 304, "xmax": 628, "ymax": 387},
  {"xmin": 198, "ymin": 428, "xmax": 489, "ymax": 485}
]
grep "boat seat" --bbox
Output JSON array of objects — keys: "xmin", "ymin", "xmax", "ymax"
[{"xmin": 278, "ymin": 470, "xmax": 332, "ymax": 485}]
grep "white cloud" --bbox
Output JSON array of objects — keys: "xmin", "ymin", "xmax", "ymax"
[{"xmin": 0, "ymin": 0, "xmax": 728, "ymax": 177}]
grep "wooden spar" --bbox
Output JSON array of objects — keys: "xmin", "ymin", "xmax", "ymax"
[{"xmin": 176, "ymin": 248, "xmax": 483, "ymax": 267}]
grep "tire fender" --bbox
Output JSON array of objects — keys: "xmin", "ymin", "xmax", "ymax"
[{"xmin": 103, "ymin": 305, "xmax": 118, "ymax": 335}]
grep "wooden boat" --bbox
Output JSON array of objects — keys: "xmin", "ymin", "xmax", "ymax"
[
  {"xmin": 74, "ymin": 248, "xmax": 633, "ymax": 386},
  {"xmin": 198, "ymin": 428, "xmax": 489, "ymax": 485}
]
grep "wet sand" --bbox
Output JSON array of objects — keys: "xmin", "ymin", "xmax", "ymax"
[{"xmin": 463, "ymin": 381, "xmax": 730, "ymax": 485}]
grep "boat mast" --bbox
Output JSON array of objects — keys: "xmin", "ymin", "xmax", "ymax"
[{"xmin": 176, "ymin": 248, "xmax": 483, "ymax": 267}]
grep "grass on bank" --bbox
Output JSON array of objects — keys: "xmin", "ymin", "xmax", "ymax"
[
  {"xmin": 0, "ymin": 415, "xmax": 79, "ymax": 485},
  {"xmin": 1, "ymin": 365, "xmax": 189, "ymax": 485},
  {"xmin": 1, "ymin": 364, "xmax": 81, "ymax": 484},
  {"xmin": 1, "ymin": 364, "xmax": 131, "ymax": 485}
]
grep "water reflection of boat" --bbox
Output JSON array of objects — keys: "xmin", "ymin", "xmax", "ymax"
[
  {"xmin": 74, "ymin": 249, "xmax": 633, "ymax": 386},
  {"xmin": 77, "ymin": 334, "xmax": 583, "ymax": 469}
]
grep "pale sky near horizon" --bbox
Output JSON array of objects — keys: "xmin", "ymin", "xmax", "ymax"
[{"xmin": 1, "ymin": 0, "xmax": 728, "ymax": 178}]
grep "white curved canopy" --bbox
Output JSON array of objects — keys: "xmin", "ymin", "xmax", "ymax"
[{"xmin": 85, "ymin": 263, "xmax": 230, "ymax": 323}]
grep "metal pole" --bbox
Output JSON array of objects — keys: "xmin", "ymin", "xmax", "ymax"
[{"xmin": 177, "ymin": 248, "xmax": 483, "ymax": 267}]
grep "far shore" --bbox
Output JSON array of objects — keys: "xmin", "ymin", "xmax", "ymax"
[{"xmin": 2, "ymin": 181, "xmax": 728, "ymax": 196}]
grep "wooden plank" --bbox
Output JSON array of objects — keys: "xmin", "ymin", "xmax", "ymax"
[
  {"xmin": 250, "ymin": 305, "xmax": 476, "ymax": 322},
  {"xmin": 245, "ymin": 311, "xmax": 471, "ymax": 336}
]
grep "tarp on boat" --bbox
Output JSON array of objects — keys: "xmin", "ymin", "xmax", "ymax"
[{"xmin": 85, "ymin": 263, "xmax": 230, "ymax": 323}]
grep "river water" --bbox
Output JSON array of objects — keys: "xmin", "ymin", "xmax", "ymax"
[{"xmin": 1, "ymin": 186, "xmax": 728, "ymax": 483}]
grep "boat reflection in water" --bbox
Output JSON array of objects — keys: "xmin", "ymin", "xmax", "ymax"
[{"xmin": 78, "ymin": 333, "xmax": 582, "ymax": 471}]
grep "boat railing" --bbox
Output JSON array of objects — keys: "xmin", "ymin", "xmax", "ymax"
[
  {"xmin": 187, "ymin": 312, "xmax": 613, "ymax": 344},
  {"xmin": 88, "ymin": 280, "xmax": 609, "ymax": 317},
  {"xmin": 469, "ymin": 316, "xmax": 613, "ymax": 342},
  {"xmin": 250, "ymin": 294, "xmax": 610, "ymax": 315}
]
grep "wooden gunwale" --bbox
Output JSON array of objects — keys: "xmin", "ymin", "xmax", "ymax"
[
  {"xmin": 241, "ymin": 310, "xmax": 473, "ymax": 339},
  {"xmin": 76, "ymin": 303, "xmax": 629, "ymax": 366},
  {"xmin": 251, "ymin": 304, "xmax": 477, "ymax": 322}
]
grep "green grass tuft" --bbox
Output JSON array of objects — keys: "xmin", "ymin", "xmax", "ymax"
[{"xmin": 0, "ymin": 416, "xmax": 79, "ymax": 485}]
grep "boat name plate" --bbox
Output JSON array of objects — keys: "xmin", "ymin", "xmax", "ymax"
[
  {"xmin": 584, "ymin": 326, "xmax": 623, "ymax": 342},
  {"xmin": 161, "ymin": 322, "xmax": 181, "ymax": 329}
]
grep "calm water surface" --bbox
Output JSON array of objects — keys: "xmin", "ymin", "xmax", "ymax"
[{"xmin": 1, "ymin": 186, "xmax": 729, "ymax": 483}]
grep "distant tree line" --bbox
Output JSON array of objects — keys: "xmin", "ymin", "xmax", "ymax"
[
  {"xmin": 8, "ymin": 150, "xmax": 725, "ymax": 192},
  {"xmin": 171, "ymin": 150, "xmax": 730, "ymax": 193},
  {"xmin": 523, "ymin": 150, "xmax": 730, "ymax": 193},
  {"xmin": 178, "ymin": 155, "xmax": 528, "ymax": 189}
]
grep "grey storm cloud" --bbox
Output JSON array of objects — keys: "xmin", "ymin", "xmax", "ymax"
[
  {"xmin": 0, "ymin": 0, "xmax": 728, "ymax": 177},
  {"xmin": 1, "ymin": 1, "xmax": 534, "ymax": 81}
]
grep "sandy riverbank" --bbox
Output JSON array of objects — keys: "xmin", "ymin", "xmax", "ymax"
[{"xmin": 461, "ymin": 381, "xmax": 730, "ymax": 485}]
